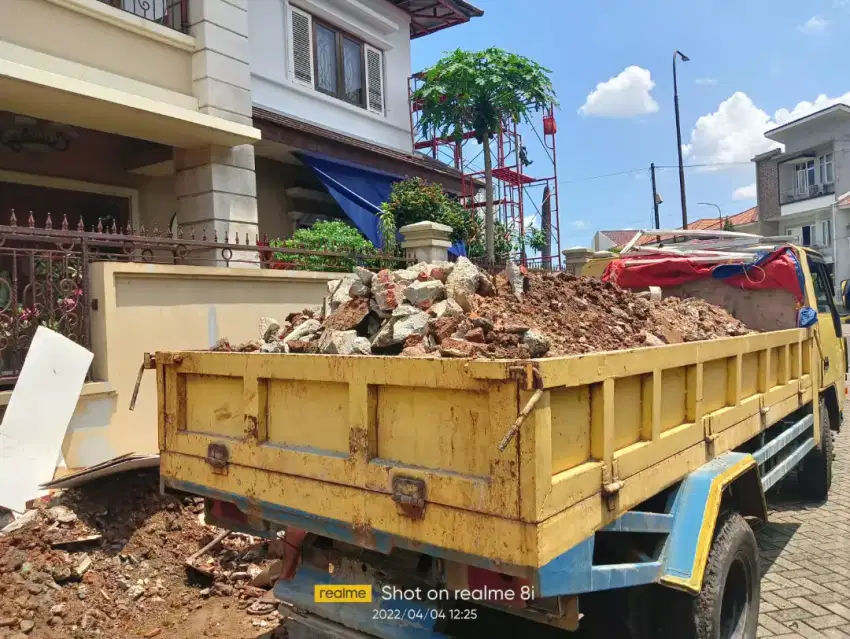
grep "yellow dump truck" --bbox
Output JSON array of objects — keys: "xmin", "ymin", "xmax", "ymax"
[{"xmin": 152, "ymin": 234, "xmax": 845, "ymax": 638}]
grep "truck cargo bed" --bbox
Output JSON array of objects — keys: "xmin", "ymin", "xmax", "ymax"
[{"xmin": 157, "ymin": 327, "xmax": 814, "ymax": 576}]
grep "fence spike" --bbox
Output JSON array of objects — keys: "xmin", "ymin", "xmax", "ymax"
[
  {"xmin": 152, "ymin": 224, "xmax": 159, "ymax": 237},
  {"xmin": 166, "ymin": 226, "xmax": 173, "ymax": 239},
  {"xmin": 233, "ymin": 231, "xmax": 238, "ymax": 245},
  {"xmin": 77, "ymin": 216, "xmax": 85, "ymax": 232},
  {"xmin": 125, "ymin": 221, "xmax": 133, "ymax": 236},
  {"xmin": 202, "ymin": 228, "xmax": 207, "ymax": 241},
  {"xmin": 61, "ymin": 214, "xmax": 69, "ymax": 230},
  {"xmin": 177, "ymin": 226, "xmax": 184, "ymax": 239},
  {"xmin": 139, "ymin": 223, "xmax": 146, "ymax": 236},
  {"xmin": 9, "ymin": 209, "xmax": 16, "ymax": 226},
  {"xmin": 45, "ymin": 213, "xmax": 53, "ymax": 230},
  {"xmin": 190, "ymin": 228, "xmax": 196, "ymax": 240},
  {"xmin": 111, "ymin": 219, "xmax": 118, "ymax": 234},
  {"xmin": 97, "ymin": 218, "xmax": 103, "ymax": 233},
  {"xmin": 27, "ymin": 211, "xmax": 35, "ymax": 228},
  {"xmin": 263, "ymin": 233, "xmax": 269, "ymax": 245},
  {"xmin": 245, "ymin": 233, "xmax": 249, "ymax": 245}
]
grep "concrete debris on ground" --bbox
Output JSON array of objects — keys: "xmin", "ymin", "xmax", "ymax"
[
  {"xmin": 0, "ymin": 471, "xmax": 286, "ymax": 638},
  {"xmin": 210, "ymin": 257, "xmax": 754, "ymax": 360}
]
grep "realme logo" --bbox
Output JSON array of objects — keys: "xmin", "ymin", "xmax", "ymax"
[{"xmin": 314, "ymin": 585, "xmax": 373, "ymax": 603}]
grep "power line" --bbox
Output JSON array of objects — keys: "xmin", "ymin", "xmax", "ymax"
[{"xmin": 559, "ymin": 160, "xmax": 753, "ymax": 186}]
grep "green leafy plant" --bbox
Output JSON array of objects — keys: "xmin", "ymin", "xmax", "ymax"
[
  {"xmin": 723, "ymin": 218, "xmax": 735, "ymax": 232},
  {"xmin": 270, "ymin": 221, "xmax": 378, "ymax": 272},
  {"xmin": 378, "ymin": 177, "xmax": 475, "ymax": 251},
  {"xmin": 467, "ymin": 217, "xmax": 514, "ymax": 263},
  {"xmin": 411, "ymin": 48, "xmax": 557, "ymax": 264},
  {"xmin": 525, "ymin": 224, "xmax": 548, "ymax": 254}
]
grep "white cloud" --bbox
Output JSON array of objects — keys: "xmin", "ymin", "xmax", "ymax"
[
  {"xmin": 571, "ymin": 220, "xmax": 587, "ymax": 230},
  {"xmin": 733, "ymin": 183, "xmax": 757, "ymax": 200},
  {"xmin": 836, "ymin": 0, "xmax": 850, "ymax": 11},
  {"xmin": 578, "ymin": 66, "xmax": 659, "ymax": 118},
  {"xmin": 798, "ymin": 15, "xmax": 828, "ymax": 34},
  {"xmin": 695, "ymin": 77, "xmax": 718, "ymax": 86},
  {"xmin": 682, "ymin": 90, "xmax": 850, "ymax": 168}
]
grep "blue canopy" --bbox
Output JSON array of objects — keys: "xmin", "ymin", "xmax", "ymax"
[{"xmin": 296, "ymin": 150, "xmax": 466, "ymax": 257}]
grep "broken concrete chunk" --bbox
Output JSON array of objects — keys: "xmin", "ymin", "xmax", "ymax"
[
  {"xmin": 372, "ymin": 270, "xmax": 402, "ymax": 312},
  {"xmin": 505, "ymin": 262, "xmax": 525, "ymax": 299},
  {"xmin": 641, "ymin": 332, "xmax": 665, "ymax": 347},
  {"xmin": 392, "ymin": 309, "xmax": 430, "ymax": 343},
  {"xmin": 445, "ymin": 257, "xmax": 480, "ymax": 312},
  {"xmin": 46, "ymin": 506, "xmax": 77, "ymax": 525},
  {"xmin": 370, "ymin": 320, "xmax": 396, "ymax": 349},
  {"xmin": 324, "ymin": 298, "xmax": 370, "ymax": 332},
  {"xmin": 523, "ymin": 330, "xmax": 551, "ymax": 358},
  {"xmin": 320, "ymin": 330, "xmax": 372, "ymax": 355},
  {"xmin": 259, "ymin": 317, "xmax": 280, "ymax": 342},
  {"xmin": 349, "ymin": 280, "xmax": 370, "ymax": 298},
  {"xmin": 392, "ymin": 269, "xmax": 419, "ymax": 284},
  {"xmin": 283, "ymin": 319, "xmax": 321, "ymax": 343},
  {"xmin": 403, "ymin": 280, "xmax": 446, "ymax": 309},
  {"xmin": 439, "ymin": 338, "xmax": 485, "ymax": 358},
  {"xmin": 354, "ymin": 266, "xmax": 375, "ymax": 286},
  {"xmin": 329, "ymin": 277, "xmax": 357, "ymax": 309},
  {"xmin": 430, "ymin": 298, "xmax": 464, "ymax": 319}
]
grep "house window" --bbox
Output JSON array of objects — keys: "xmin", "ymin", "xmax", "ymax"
[
  {"xmin": 819, "ymin": 153, "xmax": 834, "ymax": 184},
  {"xmin": 289, "ymin": 6, "xmax": 385, "ymax": 115},
  {"xmin": 801, "ymin": 225, "xmax": 812, "ymax": 246},
  {"xmin": 795, "ymin": 160, "xmax": 816, "ymax": 194}
]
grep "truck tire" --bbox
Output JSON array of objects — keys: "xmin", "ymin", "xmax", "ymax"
[
  {"xmin": 799, "ymin": 401, "xmax": 833, "ymax": 501},
  {"xmin": 659, "ymin": 511, "xmax": 759, "ymax": 639}
]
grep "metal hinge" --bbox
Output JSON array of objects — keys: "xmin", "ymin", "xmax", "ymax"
[{"xmin": 392, "ymin": 476, "xmax": 426, "ymax": 519}]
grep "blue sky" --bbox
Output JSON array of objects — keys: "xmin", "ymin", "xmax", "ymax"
[{"xmin": 410, "ymin": 0, "xmax": 850, "ymax": 248}]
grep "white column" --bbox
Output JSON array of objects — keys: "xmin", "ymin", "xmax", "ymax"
[{"xmin": 399, "ymin": 221, "xmax": 453, "ymax": 263}]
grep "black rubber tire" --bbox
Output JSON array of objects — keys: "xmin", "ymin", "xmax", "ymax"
[
  {"xmin": 799, "ymin": 401, "xmax": 833, "ymax": 501},
  {"xmin": 658, "ymin": 511, "xmax": 759, "ymax": 639}
]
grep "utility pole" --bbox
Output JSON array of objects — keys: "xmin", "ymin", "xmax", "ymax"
[
  {"xmin": 650, "ymin": 163, "xmax": 660, "ymax": 231},
  {"xmin": 673, "ymin": 50, "xmax": 690, "ymax": 229}
]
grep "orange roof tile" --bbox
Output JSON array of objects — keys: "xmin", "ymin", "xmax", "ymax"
[{"xmin": 611, "ymin": 206, "xmax": 759, "ymax": 249}]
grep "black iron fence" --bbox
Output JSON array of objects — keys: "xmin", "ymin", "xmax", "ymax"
[
  {"xmin": 99, "ymin": 0, "xmax": 189, "ymax": 33},
  {"xmin": 0, "ymin": 211, "xmax": 409, "ymax": 385}
]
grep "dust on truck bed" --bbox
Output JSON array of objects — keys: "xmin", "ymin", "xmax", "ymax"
[{"xmin": 157, "ymin": 326, "xmax": 815, "ymax": 577}]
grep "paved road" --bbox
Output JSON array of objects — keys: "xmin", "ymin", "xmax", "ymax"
[{"xmin": 756, "ymin": 413, "xmax": 850, "ymax": 638}]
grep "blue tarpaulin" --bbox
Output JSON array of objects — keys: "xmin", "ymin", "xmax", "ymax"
[{"xmin": 296, "ymin": 150, "xmax": 466, "ymax": 257}]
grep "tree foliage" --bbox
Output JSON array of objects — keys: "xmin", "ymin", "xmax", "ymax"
[
  {"xmin": 723, "ymin": 218, "xmax": 735, "ymax": 232},
  {"xmin": 525, "ymin": 224, "xmax": 548, "ymax": 254},
  {"xmin": 411, "ymin": 48, "xmax": 557, "ymax": 264},
  {"xmin": 411, "ymin": 48, "xmax": 557, "ymax": 144}
]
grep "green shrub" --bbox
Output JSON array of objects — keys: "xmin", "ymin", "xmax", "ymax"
[{"xmin": 270, "ymin": 221, "xmax": 378, "ymax": 272}]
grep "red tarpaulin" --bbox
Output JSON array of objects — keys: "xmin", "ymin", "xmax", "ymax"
[{"xmin": 602, "ymin": 248, "xmax": 805, "ymax": 303}]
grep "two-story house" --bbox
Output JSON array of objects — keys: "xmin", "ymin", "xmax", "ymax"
[
  {"xmin": 755, "ymin": 103, "xmax": 850, "ymax": 290},
  {"xmin": 0, "ymin": 0, "xmax": 480, "ymax": 251}
]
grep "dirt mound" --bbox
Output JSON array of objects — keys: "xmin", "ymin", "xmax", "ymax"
[
  {"xmin": 0, "ymin": 471, "xmax": 285, "ymax": 638},
  {"xmin": 474, "ymin": 270, "xmax": 752, "ymax": 357},
  {"xmin": 213, "ymin": 258, "xmax": 753, "ymax": 360}
]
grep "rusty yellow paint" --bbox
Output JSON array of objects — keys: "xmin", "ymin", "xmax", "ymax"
[{"xmin": 156, "ymin": 325, "xmax": 818, "ymax": 571}]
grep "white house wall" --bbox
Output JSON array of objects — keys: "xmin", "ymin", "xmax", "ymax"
[{"xmin": 247, "ymin": 0, "xmax": 414, "ymax": 154}]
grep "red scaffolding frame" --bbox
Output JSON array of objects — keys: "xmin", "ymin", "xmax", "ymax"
[{"xmin": 408, "ymin": 74, "xmax": 562, "ymax": 267}]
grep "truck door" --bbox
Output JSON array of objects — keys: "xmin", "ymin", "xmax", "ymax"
[{"xmin": 806, "ymin": 255, "xmax": 845, "ymax": 389}]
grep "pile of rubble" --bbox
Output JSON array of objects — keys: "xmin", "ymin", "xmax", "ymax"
[
  {"xmin": 212, "ymin": 257, "xmax": 754, "ymax": 359},
  {"xmin": 0, "ymin": 471, "xmax": 284, "ymax": 639}
]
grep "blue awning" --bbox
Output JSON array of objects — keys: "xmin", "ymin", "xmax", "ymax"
[{"xmin": 296, "ymin": 150, "xmax": 466, "ymax": 257}]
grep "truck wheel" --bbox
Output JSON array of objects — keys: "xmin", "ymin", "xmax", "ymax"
[
  {"xmin": 659, "ymin": 511, "xmax": 759, "ymax": 639},
  {"xmin": 799, "ymin": 401, "xmax": 833, "ymax": 501}
]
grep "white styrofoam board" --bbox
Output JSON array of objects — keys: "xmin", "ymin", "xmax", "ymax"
[{"xmin": 0, "ymin": 327, "xmax": 93, "ymax": 513}]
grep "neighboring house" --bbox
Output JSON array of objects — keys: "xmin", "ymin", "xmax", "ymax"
[
  {"xmin": 755, "ymin": 103, "xmax": 850, "ymax": 287},
  {"xmin": 594, "ymin": 207, "xmax": 759, "ymax": 251},
  {"xmin": 0, "ymin": 0, "xmax": 482, "ymax": 249}
]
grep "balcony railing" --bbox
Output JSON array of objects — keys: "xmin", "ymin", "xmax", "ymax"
[
  {"xmin": 100, "ymin": 0, "xmax": 189, "ymax": 33},
  {"xmin": 780, "ymin": 182, "xmax": 836, "ymax": 205}
]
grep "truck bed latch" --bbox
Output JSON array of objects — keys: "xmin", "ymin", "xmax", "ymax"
[
  {"xmin": 392, "ymin": 476, "xmax": 426, "ymax": 519},
  {"xmin": 206, "ymin": 443, "xmax": 230, "ymax": 473}
]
